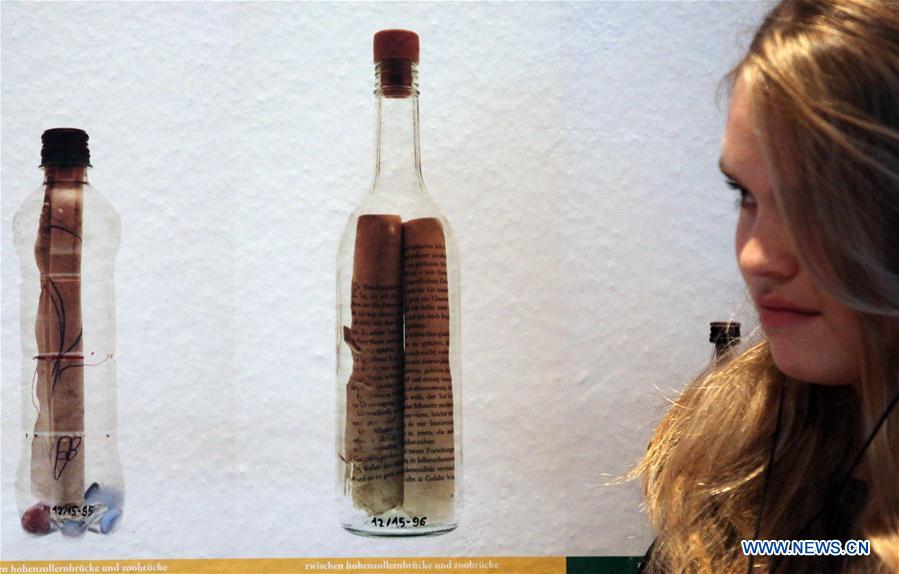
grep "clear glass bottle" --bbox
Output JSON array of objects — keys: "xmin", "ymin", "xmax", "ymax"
[
  {"xmin": 336, "ymin": 30, "xmax": 462, "ymax": 536},
  {"xmin": 12, "ymin": 128, "xmax": 124, "ymax": 537}
]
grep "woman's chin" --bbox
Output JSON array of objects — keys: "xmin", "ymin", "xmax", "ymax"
[{"xmin": 768, "ymin": 337, "xmax": 858, "ymax": 387}]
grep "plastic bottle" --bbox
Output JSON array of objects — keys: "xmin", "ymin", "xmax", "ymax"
[
  {"xmin": 709, "ymin": 321, "xmax": 741, "ymax": 364},
  {"xmin": 12, "ymin": 128, "xmax": 124, "ymax": 537}
]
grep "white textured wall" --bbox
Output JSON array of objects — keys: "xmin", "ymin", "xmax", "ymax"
[{"xmin": 2, "ymin": 1, "xmax": 767, "ymax": 561}]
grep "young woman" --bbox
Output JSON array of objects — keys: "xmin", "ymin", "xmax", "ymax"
[{"xmin": 634, "ymin": 1, "xmax": 899, "ymax": 572}]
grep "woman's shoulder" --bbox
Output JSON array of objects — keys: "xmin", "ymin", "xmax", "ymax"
[{"xmin": 634, "ymin": 479, "xmax": 867, "ymax": 574}]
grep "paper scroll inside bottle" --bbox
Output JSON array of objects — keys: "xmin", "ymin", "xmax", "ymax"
[
  {"xmin": 401, "ymin": 217, "xmax": 454, "ymax": 521},
  {"xmin": 31, "ymin": 176, "xmax": 86, "ymax": 510},
  {"xmin": 343, "ymin": 214, "xmax": 405, "ymax": 514}
]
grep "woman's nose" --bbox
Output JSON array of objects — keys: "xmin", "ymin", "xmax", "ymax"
[{"xmin": 737, "ymin": 210, "xmax": 800, "ymax": 280}]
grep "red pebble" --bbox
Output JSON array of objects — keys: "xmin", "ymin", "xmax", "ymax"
[{"xmin": 21, "ymin": 504, "xmax": 51, "ymax": 535}]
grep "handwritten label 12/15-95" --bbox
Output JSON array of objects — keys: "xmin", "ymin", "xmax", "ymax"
[{"xmin": 51, "ymin": 504, "xmax": 97, "ymax": 518}]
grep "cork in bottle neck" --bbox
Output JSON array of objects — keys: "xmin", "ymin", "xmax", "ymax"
[
  {"xmin": 374, "ymin": 29, "xmax": 420, "ymax": 99},
  {"xmin": 376, "ymin": 60, "xmax": 419, "ymax": 98}
]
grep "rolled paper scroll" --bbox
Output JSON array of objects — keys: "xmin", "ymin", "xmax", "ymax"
[
  {"xmin": 401, "ymin": 217, "xmax": 454, "ymax": 521},
  {"xmin": 344, "ymin": 214, "xmax": 405, "ymax": 514},
  {"xmin": 32, "ymin": 176, "xmax": 86, "ymax": 511}
]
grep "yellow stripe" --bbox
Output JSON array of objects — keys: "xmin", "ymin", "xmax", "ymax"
[{"xmin": 0, "ymin": 557, "xmax": 565, "ymax": 574}]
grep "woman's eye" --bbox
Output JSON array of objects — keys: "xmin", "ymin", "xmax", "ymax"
[{"xmin": 725, "ymin": 177, "xmax": 756, "ymax": 209}]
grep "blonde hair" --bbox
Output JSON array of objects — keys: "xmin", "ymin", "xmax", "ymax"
[{"xmin": 634, "ymin": 1, "xmax": 899, "ymax": 571}]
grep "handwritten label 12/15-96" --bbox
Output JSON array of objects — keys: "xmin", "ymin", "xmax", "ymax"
[{"xmin": 370, "ymin": 516, "xmax": 428, "ymax": 528}]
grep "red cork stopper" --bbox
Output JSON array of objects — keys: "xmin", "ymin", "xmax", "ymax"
[{"xmin": 374, "ymin": 29, "xmax": 419, "ymax": 63}]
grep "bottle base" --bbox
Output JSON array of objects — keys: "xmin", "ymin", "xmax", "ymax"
[
  {"xmin": 19, "ymin": 483, "xmax": 123, "ymax": 538},
  {"xmin": 342, "ymin": 522, "xmax": 458, "ymax": 537},
  {"xmin": 21, "ymin": 505, "xmax": 123, "ymax": 538}
]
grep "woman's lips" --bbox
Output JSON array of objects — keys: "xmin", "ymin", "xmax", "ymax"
[
  {"xmin": 758, "ymin": 306, "xmax": 820, "ymax": 329},
  {"xmin": 755, "ymin": 294, "xmax": 819, "ymax": 330}
]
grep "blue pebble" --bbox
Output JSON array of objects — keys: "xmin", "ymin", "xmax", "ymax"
[
  {"xmin": 85, "ymin": 484, "xmax": 123, "ymax": 508},
  {"xmin": 99, "ymin": 508, "xmax": 121, "ymax": 534},
  {"xmin": 60, "ymin": 520, "xmax": 87, "ymax": 538},
  {"xmin": 84, "ymin": 483, "xmax": 100, "ymax": 500}
]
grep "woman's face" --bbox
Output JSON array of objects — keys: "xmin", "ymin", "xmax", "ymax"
[{"xmin": 721, "ymin": 77, "xmax": 862, "ymax": 386}]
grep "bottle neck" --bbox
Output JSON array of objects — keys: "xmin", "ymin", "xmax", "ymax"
[
  {"xmin": 43, "ymin": 165, "xmax": 89, "ymax": 185},
  {"xmin": 373, "ymin": 61, "xmax": 423, "ymax": 191}
]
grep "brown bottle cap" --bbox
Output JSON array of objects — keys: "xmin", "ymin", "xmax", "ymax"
[
  {"xmin": 41, "ymin": 128, "xmax": 91, "ymax": 166},
  {"xmin": 374, "ymin": 29, "xmax": 419, "ymax": 63},
  {"xmin": 709, "ymin": 321, "xmax": 741, "ymax": 347}
]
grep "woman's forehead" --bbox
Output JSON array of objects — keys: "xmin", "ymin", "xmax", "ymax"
[{"xmin": 721, "ymin": 78, "xmax": 766, "ymax": 185}]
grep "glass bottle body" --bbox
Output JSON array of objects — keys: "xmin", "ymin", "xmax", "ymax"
[
  {"xmin": 12, "ymin": 167, "xmax": 124, "ymax": 537},
  {"xmin": 336, "ymin": 66, "xmax": 462, "ymax": 536}
]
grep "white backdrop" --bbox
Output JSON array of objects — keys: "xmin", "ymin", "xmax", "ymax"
[{"xmin": 2, "ymin": 1, "xmax": 767, "ymax": 561}]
